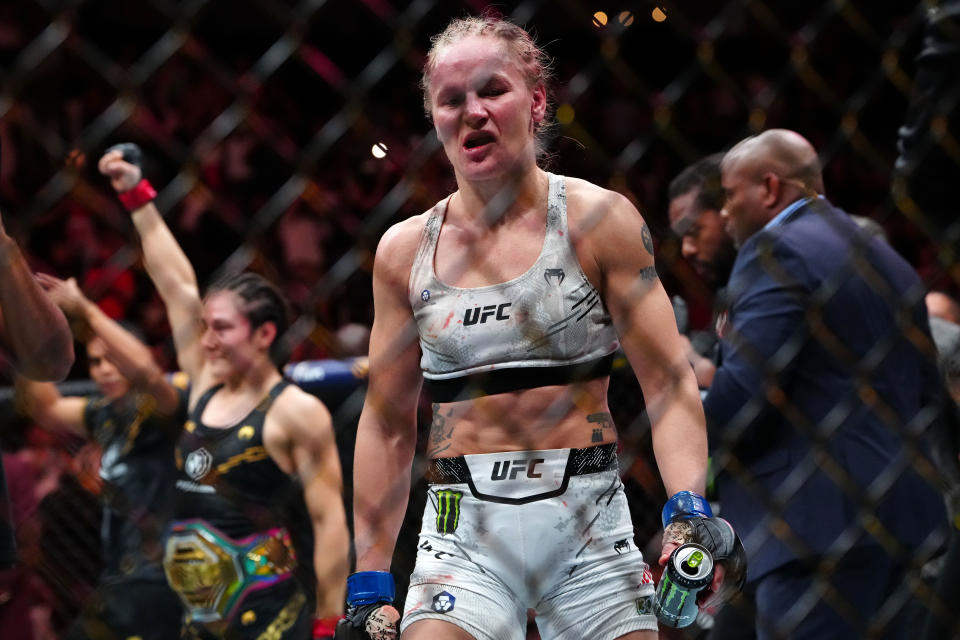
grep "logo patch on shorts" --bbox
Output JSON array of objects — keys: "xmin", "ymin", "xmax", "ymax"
[
  {"xmin": 636, "ymin": 596, "xmax": 655, "ymax": 616},
  {"xmin": 435, "ymin": 489, "xmax": 462, "ymax": 535},
  {"xmin": 433, "ymin": 591, "xmax": 456, "ymax": 613}
]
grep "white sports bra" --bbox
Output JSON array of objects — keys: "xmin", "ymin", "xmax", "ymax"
[{"xmin": 408, "ymin": 173, "xmax": 620, "ymax": 401}]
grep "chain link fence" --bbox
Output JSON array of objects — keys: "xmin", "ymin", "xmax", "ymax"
[{"xmin": 0, "ymin": 0, "xmax": 957, "ymax": 637}]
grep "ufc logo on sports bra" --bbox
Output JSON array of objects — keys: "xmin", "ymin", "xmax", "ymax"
[
  {"xmin": 463, "ymin": 303, "xmax": 511, "ymax": 326},
  {"xmin": 491, "ymin": 458, "xmax": 545, "ymax": 481}
]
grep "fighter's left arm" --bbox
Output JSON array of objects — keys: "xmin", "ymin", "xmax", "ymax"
[{"xmin": 268, "ymin": 387, "xmax": 350, "ymax": 621}]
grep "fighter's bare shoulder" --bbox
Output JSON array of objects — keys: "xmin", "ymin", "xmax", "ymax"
[
  {"xmin": 274, "ymin": 382, "xmax": 333, "ymax": 435},
  {"xmin": 373, "ymin": 210, "xmax": 431, "ymax": 283},
  {"xmin": 562, "ymin": 175, "xmax": 646, "ymax": 244}
]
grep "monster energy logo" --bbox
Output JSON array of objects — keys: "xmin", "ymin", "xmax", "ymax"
[
  {"xmin": 660, "ymin": 574, "xmax": 690, "ymax": 613},
  {"xmin": 655, "ymin": 572, "xmax": 695, "ymax": 626},
  {"xmin": 435, "ymin": 489, "xmax": 462, "ymax": 535}
]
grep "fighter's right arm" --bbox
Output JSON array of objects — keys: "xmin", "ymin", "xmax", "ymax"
[
  {"xmin": 98, "ymin": 150, "xmax": 205, "ymax": 378},
  {"xmin": 0, "ymin": 218, "xmax": 74, "ymax": 381},
  {"xmin": 36, "ymin": 274, "xmax": 182, "ymax": 417},
  {"xmin": 14, "ymin": 376, "xmax": 87, "ymax": 438},
  {"xmin": 353, "ymin": 220, "xmax": 424, "ymax": 573}
]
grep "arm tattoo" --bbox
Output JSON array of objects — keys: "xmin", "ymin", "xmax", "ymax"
[
  {"xmin": 640, "ymin": 223, "xmax": 655, "ymax": 256},
  {"xmin": 427, "ymin": 402, "xmax": 455, "ymax": 457},
  {"xmin": 639, "ymin": 266, "xmax": 657, "ymax": 281},
  {"xmin": 587, "ymin": 412, "xmax": 614, "ymax": 443}
]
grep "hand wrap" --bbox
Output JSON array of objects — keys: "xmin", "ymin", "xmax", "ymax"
[
  {"xmin": 105, "ymin": 142, "xmax": 155, "ymax": 211},
  {"xmin": 333, "ymin": 572, "xmax": 399, "ymax": 640}
]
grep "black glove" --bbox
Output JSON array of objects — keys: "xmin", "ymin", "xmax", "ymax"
[
  {"xmin": 666, "ymin": 515, "xmax": 747, "ymax": 602},
  {"xmin": 333, "ymin": 572, "xmax": 399, "ymax": 640},
  {"xmin": 105, "ymin": 142, "xmax": 143, "ymax": 169},
  {"xmin": 334, "ymin": 603, "xmax": 399, "ymax": 640},
  {"xmin": 662, "ymin": 491, "xmax": 747, "ymax": 605}
]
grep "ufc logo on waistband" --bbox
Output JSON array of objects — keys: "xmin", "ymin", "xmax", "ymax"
[
  {"xmin": 491, "ymin": 458, "xmax": 544, "ymax": 481},
  {"xmin": 463, "ymin": 303, "xmax": 511, "ymax": 326}
]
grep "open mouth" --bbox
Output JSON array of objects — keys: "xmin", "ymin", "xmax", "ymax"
[{"xmin": 463, "ymin": 131, "xmax": 495, "ymax": 150}]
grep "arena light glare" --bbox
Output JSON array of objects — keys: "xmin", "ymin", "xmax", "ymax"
[
  {"xmin": 556, "ymin": 104, "xmax": 575, "ymax": 125},
  {"xmin": 652, "ymin": 7, "xmax": 667, "ymax": 22},
  {"xmin": 618, "ymin": 11, "xmax": 635, "ymax": 26},
  {"xmin": 371, "ymin": 142, "xmax": 388, "ymax": 159},
  {"xmin": 592, "ymin": 11, "xmax": 608, "ymax": 28}
]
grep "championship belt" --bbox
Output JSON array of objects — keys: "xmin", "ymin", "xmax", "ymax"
[{"xmin": 163, "ymin": 519, "xmax": 297, "ymax": 623}]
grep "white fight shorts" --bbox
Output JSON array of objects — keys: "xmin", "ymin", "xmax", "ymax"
[{"xmin": 401, "ymin": 444, "xmax": 657, "ymax": 640}]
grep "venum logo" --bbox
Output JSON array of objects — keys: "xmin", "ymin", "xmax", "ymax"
[
  {"xmin": 432, "ymin": 591, "xmax": 456, "ymax": 613},
  {"xmin": 544, "ymin": 268, "xmax": 565, "ymax": 285},
  {"xmin": 463, "ymin": 303, "xmax": 511, "ymax": 326},
  {"xmin": 491, "ymin": 458, "xmax": 545, "ymax": 481},
  {"xmin": 184, "ymin": 448, "xmax": 213, "ymax": 481},
  {"xmin": 614, "ymin": 539, "xmax": 630, "ymax": 554}
]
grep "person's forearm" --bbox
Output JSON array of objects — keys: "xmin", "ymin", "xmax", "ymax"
[
  {"xmin": 648, "ymin": 369, "xmax": 709, "ymax": 497},
  {"xmin": 353, "ymin": 413, "xmax": 416, "ymax": 572},
  {"xmin": 80, "ymin": 298, "xmax": 161, "ymax": 386},
  {"xmin": 313, "ymin": 510, "xmax": 350, "ymax": 618},
  {"xmin": 0, "ymin": 235, "xmax": 73, "ymax": 381},
  {"xmin": 13, "ymin": 375, "xmax": 85, "ymax": 435},
  {"xmin": 129, "ymin": 202, "xmax": 199, "ymax": 306},
  {"xmin": 14, "ymin": 376, "xmax": 61, "ymax": 426}
]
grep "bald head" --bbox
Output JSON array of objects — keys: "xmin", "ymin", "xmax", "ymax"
[
  {"xmin": 722, "ymin": 129, "xmax": 824, "ymax": 195},
  {"xmin": 719, "ymin": 129, "xmax": 826, "ymax": 246}
]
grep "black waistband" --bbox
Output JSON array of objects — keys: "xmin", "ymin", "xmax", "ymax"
[
  {"xmin": 426, "ymin": 442, "xmax": 617, "ymax": 485},
  {"xmin": 424, "ymin": 353, "xmax": 615, "ymax": 403}
]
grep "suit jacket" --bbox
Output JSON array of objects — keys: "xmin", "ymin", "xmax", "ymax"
[{"xmin": 703, "ymin": 198, "xmax": 948, "ymax": 582}]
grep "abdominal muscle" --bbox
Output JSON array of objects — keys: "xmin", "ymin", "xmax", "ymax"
[{"xmin": 424, "ymin": 376, "xmax": 618, "ymax": 458}]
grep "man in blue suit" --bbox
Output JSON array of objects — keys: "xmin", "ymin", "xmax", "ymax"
[{"xmin": 703, "ymin": 129, "xmax": 948, "ymax": 639}]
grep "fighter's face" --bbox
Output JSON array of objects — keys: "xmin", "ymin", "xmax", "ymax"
[
  {"xmin": 669, "ymin": 191, "xmax": 735, "ymax": 287},
  {"xmin": 201, "ymin": 291, "xmax": 260, "ymax": 380},
  {"xmin": 87, "ymin": 338, "xmax": 130, "ymax": 400},
  {"xmin": 428, "ymin": 35, "xmax": 546, "ymax": 182}
]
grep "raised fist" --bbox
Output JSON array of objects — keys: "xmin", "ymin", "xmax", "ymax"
[{"xmin": 98, "ymin": 143, "xmax": 143, "ymax": 193}]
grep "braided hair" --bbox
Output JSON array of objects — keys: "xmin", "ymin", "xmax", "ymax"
[{"xmin": 205, "ymin": 272, "xmax": 291, "ymax": 368}]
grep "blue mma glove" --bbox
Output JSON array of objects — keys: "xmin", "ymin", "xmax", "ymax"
[
  {"xmin": 334, "ymin": 571, "xmax": 399, "ymax": 640},
  {"xmin": 662, "ymin": 491, "xmax": 747, "ymax": 601}
]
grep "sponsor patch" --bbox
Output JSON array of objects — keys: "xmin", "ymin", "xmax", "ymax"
[
  {"xmin": 544, "ymin": 268, "xmax": 565, "ymax": 284},
  {"xmin": 435, "ymin": 489, "xmax": 462, "ymax": 535},
  {"xmin": 432, "ymin": 591, "xmax": 456, "ymax": 613},
  {"xmin": 184, "ymin": 448, "xmax": 212, "ymax": 481},
  {"xmin": 636, "ymin": 596, "xmax": 655, "ymax": 616}
]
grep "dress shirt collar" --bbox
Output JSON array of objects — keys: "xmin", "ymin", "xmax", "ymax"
[{"xmin": 763, "ymin": 195, "xmax": 824, "ymax": 230}]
